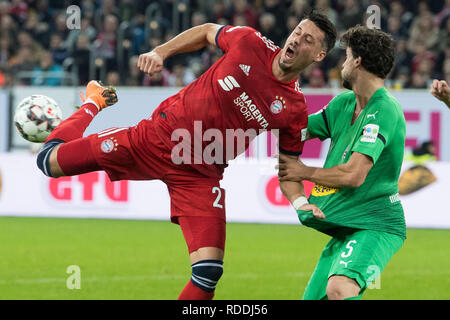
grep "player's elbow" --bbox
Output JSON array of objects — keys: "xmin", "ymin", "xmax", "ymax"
[
  {"xmin": 345, "ymin": 171, "xmax": 367, "ymax": 188},
  {"xmin": 203, "ymin": 23, "xmax": 222, "ymax": 46}
]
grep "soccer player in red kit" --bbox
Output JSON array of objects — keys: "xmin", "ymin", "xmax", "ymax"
[{"xmin": 36, "ymin": 11, "xmax": 336, "ymax": 299}]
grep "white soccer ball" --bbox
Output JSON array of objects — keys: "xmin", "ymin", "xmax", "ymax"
[{"xmin": 14, "ymin": 95, "xmax": 63, "ymax": 143}]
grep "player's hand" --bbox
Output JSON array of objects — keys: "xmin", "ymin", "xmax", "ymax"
[
  {"xmin": 276, "ymin": 153, "xmax": 308, "ymax": 182},
  {"xmin": 137, "ymin": 50, "xmax": 164, "ymax": 77},
  {"xmin": 430, "ymin": 79, "xmax": 450, "ymax": 108},
  {"xmin": 298, "ymin": 203, "xmax": 325, "ymax": 219}
]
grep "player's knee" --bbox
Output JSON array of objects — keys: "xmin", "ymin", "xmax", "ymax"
[
  {"xmin": 36, "ymin": 139, "xmax": 65, "ymax": 178},
  {"xmin": 326, "ymin": 276, "xmax": 360, "ymax": 300},
  {"xmin": 190, "ymin": 259, "xmax": 223, "ymax": 292}
]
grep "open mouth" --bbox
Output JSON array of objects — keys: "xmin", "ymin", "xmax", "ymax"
[{"xmin": 285, "ymin": 47, "xmax": 295, "ymax": 60}]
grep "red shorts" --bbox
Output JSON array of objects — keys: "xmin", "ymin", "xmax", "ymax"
[
  {"xmin": 74, "ymin": 120, "xmax": 227, "ymax": 252},
  {"xmin": 178, "ymin": 216, "xmax": 226, "ymax": 253}
]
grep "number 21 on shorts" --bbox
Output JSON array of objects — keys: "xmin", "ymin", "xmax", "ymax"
[{"xmin": 212, "ymin": 187, "xmax": 224, "ymax": 209}]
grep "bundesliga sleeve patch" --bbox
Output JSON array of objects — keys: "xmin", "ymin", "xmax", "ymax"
[{"xmin": 361, "ymin": 124, "xmax": 379, "ymax": 143}]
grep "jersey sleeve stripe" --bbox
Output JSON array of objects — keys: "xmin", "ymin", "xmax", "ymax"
[
  {"xmin": 279, "ymin": 147, "xmax": 302, "ymax": 156},
  {"xmin": 322, "ymin": 110, "xmax": 331, "ymax": 137},
  {"xmin": 215, "ymin": 25, "xmax": 227, "ymax": 51},
  {"xmin": 377, "ymin": 133, "xmax": 386, "ymax": 145}
]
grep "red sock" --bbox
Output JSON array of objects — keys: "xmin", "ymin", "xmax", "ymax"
[
  {"xmin": 178, "ymin": 280, "xmax": 215, "ymax": 300},
  {"xmin": 46, "ymin": 103, "xmax": 99, "ymax": 142}
]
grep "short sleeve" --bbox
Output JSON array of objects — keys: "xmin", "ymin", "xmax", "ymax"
[
  {"xmin": 307, "ymin": 105, "xmax": 332, "ymax": 141},
  {"xmin": 351, "ymin": 105, "xmax": 397, "ymax": 164},
  {"xmin": 216, "ymin": 25, "xmax": 257, "ymax": 52},
  {"xmin": 278, "ymin": 102, "xmax": 308, "ymax": 156}
]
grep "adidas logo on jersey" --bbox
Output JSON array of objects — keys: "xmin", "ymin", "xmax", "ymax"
[{"xmin": 239, "ymin": 64, "xmax": 251, "ymax": 76}]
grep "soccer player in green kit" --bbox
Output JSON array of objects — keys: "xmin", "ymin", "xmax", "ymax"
[{"xmin": 278, "ymin": 26, "xmax": 406, "ymax": 300}]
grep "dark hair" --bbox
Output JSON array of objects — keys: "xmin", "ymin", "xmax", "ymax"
[
  {"xmin": 413, "ymin": 141, "xmax": 435, "ymax": 156},
  {"xmin": 303, "ymin": 10, "xmax": 337, "ymax": 54},
  {"xmin": 341, "ymin": 25, "xmax": 395, "ymax": 79}
]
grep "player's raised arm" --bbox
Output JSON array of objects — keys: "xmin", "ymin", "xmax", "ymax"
[
  {"xmin": 431, "ymin": 79, "xmax": 450, "ymax": 108},
  {"xmin": 137, "ymin": 23, "xmax": 223, "ymax": 76}
]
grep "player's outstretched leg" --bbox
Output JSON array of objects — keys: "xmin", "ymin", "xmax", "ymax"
[{"xmin": 36, "ymin": 80, "xmax": 118, "ymax": 178}]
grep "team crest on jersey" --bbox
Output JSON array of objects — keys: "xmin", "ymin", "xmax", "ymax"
[
  {"xmin": 270, "ymin": 96, "xmax": 286, "ymax": 114},
  {"xmin": 100, "ymin": 138, "xmax": 118, "ymax": 153}
]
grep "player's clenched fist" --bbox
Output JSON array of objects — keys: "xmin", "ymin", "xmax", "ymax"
[
  {"xmin": 431, "ymin": 79, "xmax": 450, "ymax": 108},
  {"xmin": 137, "ymin": 51, "xmax": 164, "ymax": 76}
]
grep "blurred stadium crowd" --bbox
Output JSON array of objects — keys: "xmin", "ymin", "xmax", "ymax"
[{"xmin": 0, "ymin": 0, "xmax": 449, "ymax": 89}]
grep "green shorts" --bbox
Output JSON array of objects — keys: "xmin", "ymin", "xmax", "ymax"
[{"xmin": 302, "ymin": 229, "xmax": 404, "ymax": 300}]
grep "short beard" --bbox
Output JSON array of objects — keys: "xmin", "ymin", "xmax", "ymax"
[
  {"xmin": 343, "ymin": 79, "xmax": 353, "ymax": 90},
  {"xmin": 278, "ymin": 60, "xmax": 291, "ymax": 72}
]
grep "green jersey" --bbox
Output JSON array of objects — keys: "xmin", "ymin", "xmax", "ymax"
[{"xmin": 298, "ymin": 88, "xmax": 406, "ymax": 239}]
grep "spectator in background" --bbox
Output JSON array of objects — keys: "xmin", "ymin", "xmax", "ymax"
[
  {"xmin": 435, "ymin": 0, "xmax": 450, "ymax": 26},
  {"xmin": 49, "ymin": 34, "xmax": 68, "ymax": 66},
  {"xmin": 95, "ymin": 14, "xmax": 118, "ymax": 71},
  {"xmin": 94, "ymin": 0, "xmax": 120, "ymax": 30},
  {"xmin": 66, "ymin": 18, "xmax": 97, "ymax": 53},
  {"xmin": 387, "ymin": 15, "xmax": 407, "ymax": 41},
  {"xmin": 308, "ymin": 67, "xmax": 326, "ymax": 88},
  {"xmin": 391, "ymin": 38, "xmax": 413, "ymax": 79},
  {"xmin": 0, "ymin": 37, "xmax": 14, "ymax": 67},
  {"xmin": 106, "ymin": 70, "xmax": 120, "ymax": 86},
  {"xmin": 31, "ymin": 51, "xmax": 63, "ymax": 86},
  {"xmin": 211, "ymin": 0, "xmax": 227, "ymax": 22},
  {"xmin": 143, "ymin": 69, "xmax": 171, "ymax": 87},
  {"xmin": 130, "ymin": 14, "xmax": 146, "ymax": 56},
  {"xmin": 337, "ymin": 0, "xmax": 362, "ymax": 32},
  {"xmin": 286, "ymin": 15, "xmax": 299, "ymax": 33},
  {"xmin": 226, "ymin": 0, "xmax": 259, "ymax": 28},
  {"xmin": 328, "ymin": 54, "xmax": 345, "ymax": 88},
  {"xmin": 125, "ymin": 55, "xmax": 144, "ymax": 86},
  {"xmin": 9, "ymin": 0, "xmax": 28, "ymax": 26},
  {"xmin": 259, "ymin": 12, "xmax": 284, "ymax": 45},
  {"xmin": 289, "ymin": 0, "xmax": 311, "ymax": 19},
  {"xmin": 438, "ymin": 17, "xmax": 450, "ymax": 53},
  {"xmin": 443, "ymin": 59, "xmax": 450, "ymax": 84},
  {"xmin": 168, "ymin": 63, "xmax": 195, "ymax": 87},
  {"xmin": 408, "ymin": 13, "xmax": 439, "ymax": 53},
  {"xmin": 263, "ymin": 0, "xmax": 288, "ymax": 34},
  {"xmin": 410, "ymin": 71, "xmax": 428, "ymax": 89},
  {"xmin": 191, "ymin": 11, "xmax": 207, "ymax": 27},
  {"xmin": 315, "ymin": 0, "xmax": 337, "ymax": 26},
  {"xmin": 24, "ymin": 11, "xmax": 50, "ymax": 48},
  {"xmin": 74, "ymin": 33, "xmax": 91, "ymax": 85},
  {"xmin": 393, "ymin": 67, "xmax": 411, "ymax": 89},
  {"xmin": 389, "ymin": 0, "xmax": 414, "ymax": 29},
  {"xmin": 52, "ymin": 12, "xmax": 70, "ymax": 47},
  {"xmin": 119, "ymin": 0, "xmax": 135, "ymax": 22},
  {"xmin": 411, "ymin": 43, "xmax": 436, "ymax": 74},
  {"xmin": 8, "ymin": 47, "xmax": 35, "ymax": 81}
]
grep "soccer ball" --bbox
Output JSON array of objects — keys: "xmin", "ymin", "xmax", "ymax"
[{"xmin": 14, "ymin": 95, "xmax": 63, "ymax": 143}]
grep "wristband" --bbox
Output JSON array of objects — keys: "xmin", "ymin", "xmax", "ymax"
[{"xmin": 292, "ymin": 196, "xmax": 309, "ymax": 210}]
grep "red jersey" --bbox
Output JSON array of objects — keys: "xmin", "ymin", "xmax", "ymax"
[{"xmin": 131, "ymin": 26, "xmax": 308, "ymax": 178}]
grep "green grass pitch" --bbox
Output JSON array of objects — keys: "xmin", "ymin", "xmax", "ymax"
[{"xmin": 0, "ymin": 217, "xmax": 449, "ymax": 300}]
